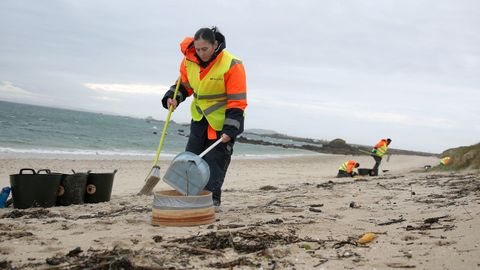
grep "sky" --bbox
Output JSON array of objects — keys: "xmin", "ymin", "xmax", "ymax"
[{"xmin": 0, "ymin": 0, "xmax": 479, "ymax": 153}]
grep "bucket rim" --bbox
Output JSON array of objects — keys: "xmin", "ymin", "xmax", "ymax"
[
  {"xmin": 154, "ymin": 189, "xmax": 211, "ymax": 198},
  {"xmin": 88, "ymin": 169, "xmax": 118, "ymax": 176}
]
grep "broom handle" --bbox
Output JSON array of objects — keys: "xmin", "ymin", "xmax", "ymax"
[
  {"xmin": 199, "ymin": 138, "xmax": 223, "ymax": 158},
  {"xmin": 153, "ymin": 76, "xmax": 182, "ymax": 165},
  {"xmin": 358, "ymin": 149, "xmax": 373, "ymax": 155}
]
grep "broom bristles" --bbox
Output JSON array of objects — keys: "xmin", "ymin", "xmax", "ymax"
[{"xmin": 138, "ymin": 166, "xmax": 161, "ymax": 195}]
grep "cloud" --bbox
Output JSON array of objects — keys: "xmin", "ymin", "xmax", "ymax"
[
  {"xmin": 257, "ymin": 95, "xmax": 454, "ymax": 129},
  {"xmin": 0, "ymin": 81, "xmax": 35, "ymax": 100},
  {"xmin": 93, "ymin": 96, "xmax": 122, "ymax": 102},
  {"xmin": 352, "ymin": 111, "xmax": 409, "ymax": 124},
  {"xmin": 84, "ymin": 83, "xmax": 170, "ymax": 95}
]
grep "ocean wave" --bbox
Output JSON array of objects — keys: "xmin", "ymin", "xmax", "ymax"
[
  {"xmin": 0, "ymin": 146, "xmax": 321, "ymax": 160},
  {"xmin": 0, "ymin": 146, "xmax": 171, "ymax": 158}
]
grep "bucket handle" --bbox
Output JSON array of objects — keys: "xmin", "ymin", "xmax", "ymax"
[
  {"xmin": 19, "ymin": 168, "xmax": 36, "ymax": 175},
  {"xmin": 37, "ymin": 169, "xmax": 52, "ymax": 175},
  {"xmin": 71, "ymin": 169, "xmax": 92, "ymax": 174},
  {"xmin": 199, "ymin": 138, "xmax": 223, "ymax": 158}
]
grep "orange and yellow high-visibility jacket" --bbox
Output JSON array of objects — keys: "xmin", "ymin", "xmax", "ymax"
[
  {"xmin": 372, "ymin": 139, "xmax": 389, "ymax": 157},
  {"xmin": 175, "ymin": 37, "xmax": 247, "ymax": 139},
  {"xmin": 339, "ymin": 160, "xmax": 357, "ymax": 173}
]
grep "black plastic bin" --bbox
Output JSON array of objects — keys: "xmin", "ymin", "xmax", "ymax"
[
  {"xmin": 358, "ymin": 168, "xmax": 373, "ymax": 176},
  {"xmin": 84, "ymin": 170, "xmax": 117, "ymax": 203},
  {"xmin": 56, "ymin": 171, "xmax": 89, "ymax": 206},
  {"xmin": 10, "ymin": 168, "xmax": 62, "ymax": 209}
]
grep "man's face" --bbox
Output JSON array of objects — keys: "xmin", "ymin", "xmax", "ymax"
[{"xmin": 194, "ymin": 38, "xmax": 217, "ymax": 62}]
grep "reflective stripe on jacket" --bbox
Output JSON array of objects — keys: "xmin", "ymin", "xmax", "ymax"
[
  {"xmin": 185, "ymin": 50, "xmax": 240, "ymax": 130},
  {"xmin": 339, "ymin": 160, "xmax": 357, "ymax": 173}
]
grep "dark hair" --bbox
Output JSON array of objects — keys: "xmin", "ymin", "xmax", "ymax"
[{"xmin": 194, "ymin": 27, "xmax": 219, "ymax": 44}]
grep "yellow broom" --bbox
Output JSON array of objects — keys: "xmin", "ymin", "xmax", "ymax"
[{"xmin": 138, "ymin": 76, "xmax": 181, "ymax": 195}]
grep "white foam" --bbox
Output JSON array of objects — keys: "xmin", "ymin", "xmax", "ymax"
[
  {"xmin": 0, "ymin": 147, "xmax": 175, "ymax": 160},
  {"xmin": 0, "ymin": 146, "xmax": 321, "ymax": 160}
]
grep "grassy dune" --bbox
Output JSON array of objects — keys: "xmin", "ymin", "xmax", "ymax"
[{"xmin": 440, "ymin": 143, "xmax": 480, "ymax": 170}]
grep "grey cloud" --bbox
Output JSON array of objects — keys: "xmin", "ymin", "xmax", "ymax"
[{"xmin": 1, "ymin": 0, "xmax": 479, "ymax": 152}]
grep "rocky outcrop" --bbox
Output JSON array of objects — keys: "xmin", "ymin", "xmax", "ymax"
[
  {"xmin": 237, "ymin": 136, "xmax": 436, "ymax": 156},
  {"xmin": 237, "ymin": 136, "xmax": 361, "ymax": 155}
]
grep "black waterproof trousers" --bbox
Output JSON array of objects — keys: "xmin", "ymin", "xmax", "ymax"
[
  {"xmin": 186, "ymin": 117, "xmax": 233, "ymax": 206},
  {"xmin": 336, "ymin": 170, "xmax": 351, "ymax": 178},
  {"xmin": 371, "ymin": 155, "xmax": 382, "ymax": 176}
]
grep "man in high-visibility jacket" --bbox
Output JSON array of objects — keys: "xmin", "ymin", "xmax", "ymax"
[
  {"xmin": 440, "ymin": 156, "xmax": 451, "ymax": 166},
  {"xmin": 337, "ymin": 160, "xmax": 360, "ymax": 178},
  {"xmin": 370, "ymin": 138, "xmax": 391, "ymax": 176},
  {"xmin": 162, "ymin": 27, "xmax": 247, "ymax": 206}
]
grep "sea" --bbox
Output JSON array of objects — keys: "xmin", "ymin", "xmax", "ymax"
[{"xmin": 0, "ymin": 101, "xmax": 314, "ymax": 159}]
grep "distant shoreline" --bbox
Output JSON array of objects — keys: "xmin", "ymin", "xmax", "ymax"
[{"xmin": 0, "ymin": 147, "xmax": 324, "ymax": 161}]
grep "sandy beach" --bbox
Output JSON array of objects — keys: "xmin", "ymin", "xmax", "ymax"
[{"xmin": 0, "ymin": 153, "xmax": 479, "ymax": 269}]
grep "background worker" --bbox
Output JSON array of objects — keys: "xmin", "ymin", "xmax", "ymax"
[
  {"xmin": 162, "ymin": 26, "xmax": 247, "ymax": 206},
  {"xmin": 337, "ymin": 160, "xmax": 360, "ymax": 178},
  {"xmin": 440, "ymin": 156, "xmax": 451, "ymax": 166},
  {"xmin": 371, "ymin": 138, "xmax": 392, "ymax": 176}
]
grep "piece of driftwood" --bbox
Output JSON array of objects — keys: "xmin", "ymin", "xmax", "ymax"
[
  {"xmin": 284, "ymin": 195, "xmax": 308, "ymax": 199},
  {"xmin": 206, "ymin": 257, "xmax": 256, "ymax": 268},
  {"xmin": 161, "ymin": 243, "xmax": 224, "ymax": 256},
  {"xmin": 376, "ymin": 183, "xmax": 409, "ymax": 191},
  {"xmin": 378, "ymin": 217, "xmax": 406, "ymax": 226},
  {"xmin": 272, "ymin": 203, "xmax": 299, "ymax": 208},
  {"xmin": 406, "ymin": 224, "xmax": 455, "ymax": 231},
  {"xmin": 423, "ymin": 215, "xmax": 449, "ymax": 224},
  {"xmin": 332, "ymin": 240, "xmax": 357, "ymax": 249},
  {"xmin": 217, "ymin": 223, "xmax": 246, "ymax": 230},
  {"xmin": 314, "ymin": 259, "xmax": 329, "ymax": 267},
  {"xmin": 284, "ymin": 220, "xmax": 316, "ymax": 225},
  {"xmin": 386, "ymin": 262, "xmax": 416, "ymax": 268}
]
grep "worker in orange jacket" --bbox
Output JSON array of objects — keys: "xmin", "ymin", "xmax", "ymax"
[
  {"xmin": 337, "ymin": 160, "xmax": 360, "ymax": 178},
  {"xmin": 440, "ymin": 156, "xmax": 451, "ymax": 166},
  {"xmin": 162, "ymin": 26, "xmax": 247, "ymax": 206},
  {"xmin": 371, "ymin": 138, "xmax": 391, "ymax": 176}
]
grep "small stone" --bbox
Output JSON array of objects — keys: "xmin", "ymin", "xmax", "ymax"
[{"xmin": 152, "ymin": 235, "xmax": 163, "ymax": 243}]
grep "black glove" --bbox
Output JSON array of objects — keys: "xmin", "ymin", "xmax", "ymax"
[
  {"xmin": 161, "ymin": 84, "xmax": 188, "ymax": 109},
  {"xmin": 161, "ymin": 90, "xmax": 176, "ymax": 109}
]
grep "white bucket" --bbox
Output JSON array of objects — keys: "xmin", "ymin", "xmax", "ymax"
[{"xmin": 151, "ymin": 190, "xmax": 215, "ymax": 227}]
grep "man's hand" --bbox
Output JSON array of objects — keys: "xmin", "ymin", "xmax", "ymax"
[
  {"xmin": 167, "ymin": 98, "xmax": 178, "ymax": 110},
  {"xmin": 221, "ymin": 133, "xmax": 231, "ymax": 143}
]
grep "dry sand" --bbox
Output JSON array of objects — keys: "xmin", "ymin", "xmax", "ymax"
[{"xmin": 0, "ymin": 154, "xmax": 479, "ymax": 269}]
